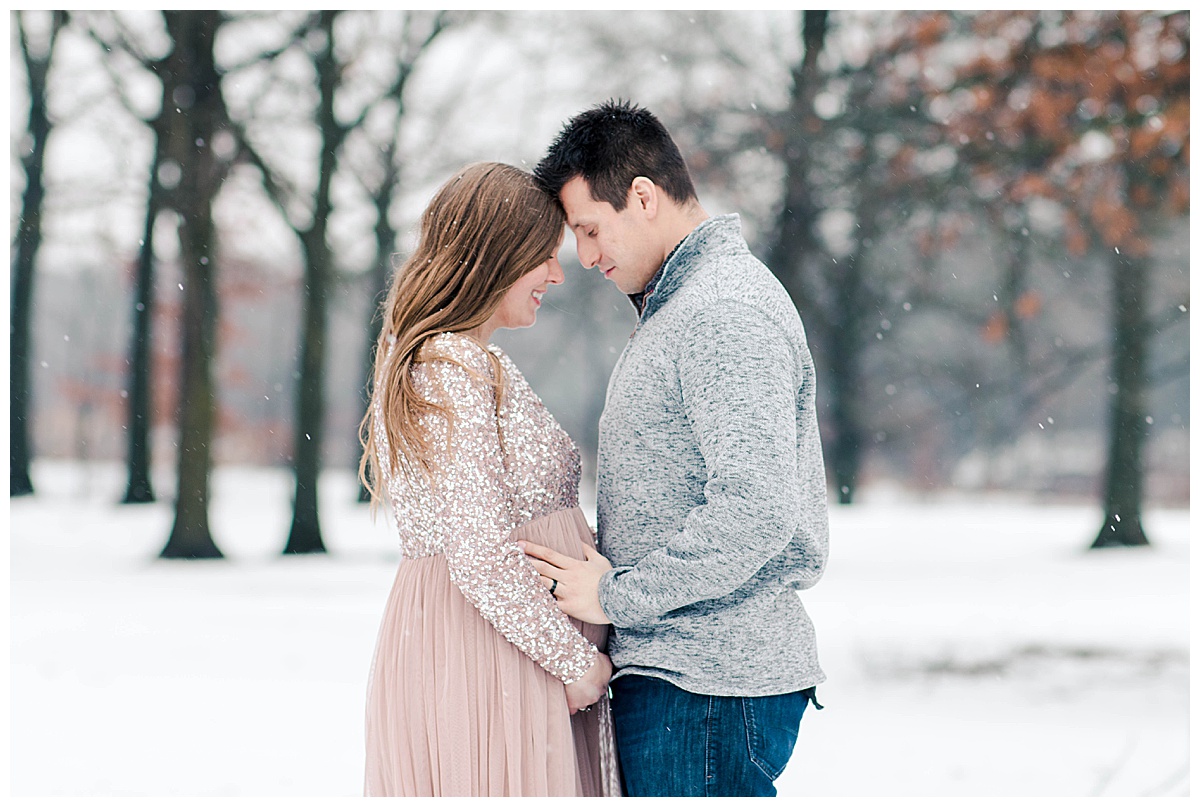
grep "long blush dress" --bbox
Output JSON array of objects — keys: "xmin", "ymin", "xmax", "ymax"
[{"xmin": 363, "ymin": 332, "xmax": 619, "ymax": 797}]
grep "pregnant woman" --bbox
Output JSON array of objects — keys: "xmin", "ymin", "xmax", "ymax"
[{"xmin": 359, "ymin": 162, "xmax": 619, "ymax": 797}]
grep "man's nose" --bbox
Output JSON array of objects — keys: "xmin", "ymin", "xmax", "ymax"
[{"xmin": 577, "ymin": 241, "xmax": 599, "ymax": 269}]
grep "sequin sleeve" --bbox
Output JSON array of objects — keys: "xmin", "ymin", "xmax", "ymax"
[{"xmin": 420, "ymin": 344, "xmax": 598, "ymax": 684}]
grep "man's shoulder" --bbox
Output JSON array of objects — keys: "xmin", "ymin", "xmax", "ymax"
[{"xmin": 668, "ymin": 253, "xmax": 797, "ymax": 329}]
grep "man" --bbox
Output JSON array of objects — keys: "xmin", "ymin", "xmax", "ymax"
[{"xmin": 521, "ymin": 100, "xmax": 829, "ymax": 797}]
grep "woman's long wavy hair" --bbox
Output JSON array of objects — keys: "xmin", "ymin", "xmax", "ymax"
[{"xmin": 358, "ymin": 162, "xmax": 566, "ymax": 508}]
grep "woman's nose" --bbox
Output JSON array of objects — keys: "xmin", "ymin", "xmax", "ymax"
[{"xmin": 548, "ymin": 257, "xmax": 565, "ymax": 284}]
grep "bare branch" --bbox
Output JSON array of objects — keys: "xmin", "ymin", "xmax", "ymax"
[
  {"xmin": 78, "ymin": 18, "xmax": 157, "ymax": 125},
  {"xmin": 76, "ymin": 10, "xmax": 159, "ymax": 70},
  {"xmin": 1147, "ymin": 301, "xmax": 1190, "ymax": 334},
  {"xmin": 1150, "ymin": 358, "xmax": 1189, "ymax": 385},
  {"xmin": 403, "ymin": 10, "xmax": 451, "ymax": 70},
  {"xmin": 228, "ymin": 118, "xmax": 300, "ymax": 230},
  {"xmin": 47, "ymin": 10, "xmax": 69, "ymax": 56},
  {"xmin": 220, "ymin": 12, "xmax": 320, "ymax": 74},
  {"xmin": 227, "ymin": 55, "xmax": 310, "ymax": 132},
  {"xmin": 16, "ymin": 11, "xmax": 35, "ymax": 71},
  {"xmin": 339, "ymin": 11, "xmax": 451, "ymax": 140}
]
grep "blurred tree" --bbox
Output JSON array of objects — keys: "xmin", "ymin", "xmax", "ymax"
[
  {"xmin": 81, "ymin": 11, "xmax": 176, "ymax": 504},
  {"xmin": 11, "ymin": 10, "xmax": 69, "ymax": 497},
  {"xmin": 764, "ymin": 12, "xmax": 962, "ymax": 503},
  {"xmin": 230, "ymin": 10, "xmax": 340, "ymax": 554},
  {"xmin": 83, "ymin": 11, "xmax": 309, "ymax": 506},
  {"xmin": 775, "ymin": 12, "xmax": 875, "ymax": 503},
  {"xmin": 13, "ymin": 9, "xmax": 1187, "ymax": 515},
  {"xmin": 284, "ymin": 11, "xmax": 341, "ymax": 554},
  {"xmin": 950, "ymin": 10, "xmax": 1190, "ymax": 547},
  {"xmin": 348, "ymin": 10, "xmax": 452, "ymax": 502},
  {"xmin": 767, "ymin": 9, "xmax": 827, "ymax": 350},
  {"xmin": 158, "ymin": 10, "xmax": 236, "ymax": 559},
  {"xmin": 230, "ymin": 11, "xmax": 457, "ymax": 551}
]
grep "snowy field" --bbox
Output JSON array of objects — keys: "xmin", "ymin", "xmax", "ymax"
[{"xmin": 8, "ymin": 461, "xmax": 1190, "ymax": 799}]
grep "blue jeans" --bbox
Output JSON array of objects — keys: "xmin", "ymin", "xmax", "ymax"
[{"xmin": 610, "ymin": 674, "xmax": 814, "ymax": 797}]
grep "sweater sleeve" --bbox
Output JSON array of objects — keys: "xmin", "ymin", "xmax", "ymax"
[
  {"xmin": 420, "ymin": 344, "xmax": 598, "ymax": 683},
  {"xmin": 598, "ymin": 302, "xmax": 816, "ymax": 626}
]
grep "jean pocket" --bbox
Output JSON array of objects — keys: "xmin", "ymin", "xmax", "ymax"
[{"xmin": 742, "ymin": 691, "xmax": 806, "ymax": 781}]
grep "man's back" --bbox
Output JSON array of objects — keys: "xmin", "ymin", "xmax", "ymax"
[{"xmin": 596, "ymin": 213, "xmax": 829, "ymax": 697}]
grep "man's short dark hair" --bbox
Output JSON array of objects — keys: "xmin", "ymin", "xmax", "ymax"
[{"xmin": 534, "ymin": 99, "xmax": 698, "ymax": 211}]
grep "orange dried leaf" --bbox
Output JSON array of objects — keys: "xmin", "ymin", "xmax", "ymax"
[
  {"xmin": 982, "ymin": 311, "xmax": 1009, "ymax": 344},
  {"xmin": 1067, "ymin": 233, "xmax": 1088, "ymax": 257},
  {"xmin": 1014, "ymin": 290, "xmax": 1043, "ymax": 320}
]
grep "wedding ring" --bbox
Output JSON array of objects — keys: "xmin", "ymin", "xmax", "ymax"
[{"xmin": 549, "ymin": 579, "xmax": 558, "ymax": 595}]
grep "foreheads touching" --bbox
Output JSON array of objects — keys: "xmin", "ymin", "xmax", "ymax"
[{"xmin": 533, "ymin": 99, "xmax": 698, "ymax": 213}]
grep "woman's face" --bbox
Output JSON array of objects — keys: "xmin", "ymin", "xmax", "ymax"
[{"xmin": 487, "ymin": 235, "xmax": 566, "ymax": 332}]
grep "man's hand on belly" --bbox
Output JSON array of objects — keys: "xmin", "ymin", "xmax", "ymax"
[{"xmin": 520, "ymin": 540, "xmax": 613, "ymax": 625}]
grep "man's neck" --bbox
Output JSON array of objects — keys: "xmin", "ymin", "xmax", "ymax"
[{"xmin": 657, "ymin": 201, "xmax": 709, "ymax": 265}]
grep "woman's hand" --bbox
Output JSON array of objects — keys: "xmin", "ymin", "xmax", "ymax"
[{"xmin": 565, "ymin": 652, "xmax": 612, "ymax": 714}]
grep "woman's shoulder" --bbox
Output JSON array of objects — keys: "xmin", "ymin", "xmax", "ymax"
[
  {"xmin": 420, "ymin": 331, "xmax": 494, "ymax": 373},
  {"xmin": 424, "ymin": 331, "xmax": 526, "ymax": 374},
  {"xmin": 484, "ymin": 342, "xmax": 521, "ymax": 375}
]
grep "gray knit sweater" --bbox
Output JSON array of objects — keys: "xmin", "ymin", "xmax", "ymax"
[{"xmin": 596, "ymin": 213, "xmax": 829, "ymax": 697}]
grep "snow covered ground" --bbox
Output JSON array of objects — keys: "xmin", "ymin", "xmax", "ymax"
[{"xmin": 8, "ymin": 462, "xmax": 1190, "ymax": 798}]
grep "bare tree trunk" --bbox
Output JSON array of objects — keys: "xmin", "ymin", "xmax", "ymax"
[
  {"xmin": 122, "ymin": 127, "xmax": 167, "ymax": 504},
  {"xmin": 972, "ymin": 205, "xmax": 1035, "ymax": 487},
  {"xmin": 767, "ymin": 10, "xmax": 828, "ymax": 326},
  {"xmin": 160, "ymin": 10, "xmax": 228, "ymax": 559},
  {"xmin": 284, "ymin": 11, "xmax": 340, "ymax": 555},
  {"xmin": 827, "ymin": 247, "xmax": 869, "ymax": 504},
  {"xmin": 1000, "ymin": 209, "xmax": 1033, "ymax": 437},
  {"xmin": 11, "ymin": 11, "xmax": 67, "ymax": 497},
  {"xmin": 1092, "ymin": 249, "xmax": 1150, "ymax": 548},
  {"xmin": 357, "ymin": 149, "xmax": 399, "ymax": 503},
  {"xmin": 82, "ymin": 11, "xmax": 173, "ymax": 505},
  {"xmin": 825, "ymin": 120, "xmax": 885, "ymax": 505},
  {"xmin": 764, "ymin": 11, "xmax": 840, "ymax": 501},
  {"xmin": 285, "ymin": 228, "xmax": 331, "ymax": 554}
]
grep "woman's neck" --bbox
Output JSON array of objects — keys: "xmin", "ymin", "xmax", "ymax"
[{"xmin": 459, "ymin": 322, "xmax": 496, "ymax": 344}]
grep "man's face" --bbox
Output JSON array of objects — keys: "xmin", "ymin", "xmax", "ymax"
[{"xmin": 559, "ymin": 176, "xmax": 661, "ymax": 295}]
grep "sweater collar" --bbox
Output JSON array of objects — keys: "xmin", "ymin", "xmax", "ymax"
[{"xmin": 628, "ymin": 214, "xmax": 742, "ymax": 320}]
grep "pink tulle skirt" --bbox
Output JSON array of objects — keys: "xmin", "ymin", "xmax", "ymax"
[{"xmin": 363, "ymin": 506, "xmax": 620, "ymax": 796}]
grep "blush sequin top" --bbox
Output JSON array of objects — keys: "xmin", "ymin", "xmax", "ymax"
[{"xmin": 373, "ymin": 332, "xmax": 597, "ymax": 683}]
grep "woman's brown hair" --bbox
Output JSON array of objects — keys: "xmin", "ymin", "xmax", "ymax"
[{"xmin": 358, "ymin": 162, "xmax": 566, "ymax": 507}]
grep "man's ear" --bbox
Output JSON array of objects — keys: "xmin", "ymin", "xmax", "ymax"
[{"xmin": 629, "ymin": 176, "xmax": 658, "ymax": 219}]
